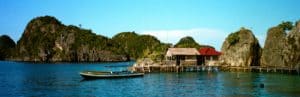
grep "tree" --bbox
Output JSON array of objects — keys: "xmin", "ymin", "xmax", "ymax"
[
  {"xmin": 278, "ymin": 21, "xmax": 293, "ymax": 31},
  {"xmin": 227, "ymin": 32, "xmax": 240, "ymax": 45},
  {"xmin": 79, "ymin": 24, "xmax": 82, "ymax": 28}
]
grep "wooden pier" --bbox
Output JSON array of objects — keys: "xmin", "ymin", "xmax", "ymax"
[
  {"xmin": 130, "ymin": 65, "xmax": 300, "ymax": 75},
  {"xmin": 131, "ymin": 65, "xmax": 220, "ymax": 73},
  {"xmin": 220, "ymin": 66, "xmax": 300, "ymax": 74}
]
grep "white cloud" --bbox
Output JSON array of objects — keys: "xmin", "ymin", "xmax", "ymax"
[{"xmin": 139, "ymin": 28, "xmax": 227, "ymax": 50}]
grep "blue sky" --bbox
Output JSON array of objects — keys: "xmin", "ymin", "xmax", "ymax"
[{"xmin": 0, "ymin": 0, "xmax": 300, "ymax": 50}]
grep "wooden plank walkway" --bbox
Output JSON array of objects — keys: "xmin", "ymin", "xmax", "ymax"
[
  {"xmin": 131, "ymin": 65, "xmax": 300, "ymax": 75},
  {"xmin": 220, "ymin": 66, "xmax": 299, "ymax": 74},
  {"xmin": 132, "ymin": 65, "xmax": 220, "ymax": 73}
]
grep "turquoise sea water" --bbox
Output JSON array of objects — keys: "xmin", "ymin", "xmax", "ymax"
[{"xmin": 0, "ymin": 61, "xmax": 299, "ymax": 97}]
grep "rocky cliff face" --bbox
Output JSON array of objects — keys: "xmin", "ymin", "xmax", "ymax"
[
  {"xmin": 14, "ymin": 16, "xmax": 128, "ymax": 62},
  {"xmin": 220, "ymin": 28, "xmax": 261, "ymax": 67},
  {"xmin": 261, "ymin": 21, "xmax": 300, "ymax": 68},
  {"xmin": 283, "ymin": 21, "xmax": 300, "ymax": 68},
  {"xmin": 261, "ymin": 27, "xmax": 286, "ymax": 67}
]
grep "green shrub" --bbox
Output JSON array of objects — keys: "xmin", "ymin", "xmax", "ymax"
[
  {"xmin": 227, "ymin": 32, "xmax": 239, "ymax": 45},
  {"xmin": 278, "ymin": 21, "xmax": 293, "ymax": 31}
]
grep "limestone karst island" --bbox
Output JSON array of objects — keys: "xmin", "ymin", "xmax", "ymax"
[
  {"xmin": 1, "ymin": 0, "xmax": 300, "ymax": 97},
  {"xmin": 1, "ymin": 16, "xmax": 300, "ymax": 73}
]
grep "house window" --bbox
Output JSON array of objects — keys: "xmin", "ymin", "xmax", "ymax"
[
  {"xmin": 213, "ymin": 56, "xmax": 218, "ymax": 60},
  {"xmin": 205, "ymin": 56, "xmax": 209, "ymax": 60},
  {"xmin": 180, "ymin": 56, "xmax": 186, "ymax": 60},
  {"xmin": 186, "ymin": 56, "xmax": 195, "ymax": 60},
  {"xmin": 166, "ymin": 56, "xmax": 176, "ymax": 60}
]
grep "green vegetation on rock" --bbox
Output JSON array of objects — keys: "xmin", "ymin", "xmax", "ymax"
[
  {"xmin": 10, "ymin": 16, "xmax": 173, "ymax": 62},
  {"xmin": 227, "ymin": 32, "xmax": 240, "ymax": 45},
  {"xmin": 0, "ymin": 35, "xmax": 16, "ymax": 60},
  {"xmin": 175, "ymin": 36, "xmax": 201, "ymax": 48},
  {"xmin": 6, "ymin": 15, "xmax": 216, "ymax": 62},
  {"xmin": 174, "ymin": 36, "xmax": 213, "ymax": 49},
  {"xmin": 112, "ymin": 32, "xmax": 170, "ymax": 61},
  {"xmin": 15, "ymin": 16, "xmax": 127, "ymax": 62},
  {"xmin": 278, "ymin": 21, "xmax": 293, "ymax": 31}
]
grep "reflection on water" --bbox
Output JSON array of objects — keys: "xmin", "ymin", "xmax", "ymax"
[{"xmin": 0, "ymin": 61, "xmax": 299, "ymax": 97}]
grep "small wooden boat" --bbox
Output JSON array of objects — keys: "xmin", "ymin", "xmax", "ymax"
[{"xmin": 79, "ymin": 71, "xmax": 144, "ymax": 79}]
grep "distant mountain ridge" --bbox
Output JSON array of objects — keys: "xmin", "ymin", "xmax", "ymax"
[{"xmin": 0, "ymin": 16, "xmax": 209, "ymax": 62}]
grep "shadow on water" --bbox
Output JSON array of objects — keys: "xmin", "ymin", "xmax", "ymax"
[
  {"xmin": 79, "ymin": 76, "xmax": 144, "ymax": 82},
  {"xmin": 79, "ymin": 77, "xmax": 100, "ymax": 82}
]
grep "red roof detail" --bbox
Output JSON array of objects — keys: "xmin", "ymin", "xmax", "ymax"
[{"xmin": 199, "ymin": 47, "xmax": 221, "ymax": 56}]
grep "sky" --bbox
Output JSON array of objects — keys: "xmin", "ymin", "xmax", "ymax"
[{"xmin": 0, "ymin": 0, "xmax": 300, "ymax": 50}]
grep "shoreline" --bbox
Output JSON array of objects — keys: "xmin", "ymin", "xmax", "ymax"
[{"xmin": 2, "ymin": 60, "xmax": 299, "ymax": 75}]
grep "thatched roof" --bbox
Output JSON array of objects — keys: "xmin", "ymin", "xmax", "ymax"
[{"xmin": 166, "ymin": 48, "xmax": 200, "ymax": 56}]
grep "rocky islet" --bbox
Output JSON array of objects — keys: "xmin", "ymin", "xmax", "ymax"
[{"xmin": 0, "ymin": 16, "xmax": 299, "ymax": 69}]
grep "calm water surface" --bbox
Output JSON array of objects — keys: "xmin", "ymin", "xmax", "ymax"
[{"xmin": 0, "ymin": 61, "xmax": 299, "ymax": 97}]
